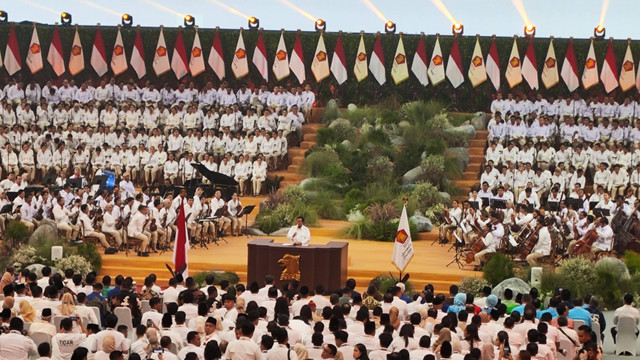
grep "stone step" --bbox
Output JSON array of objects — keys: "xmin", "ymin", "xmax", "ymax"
[
  {"xmin": 287, "ymin": 164, "xmax": 301, "ymax": 173},
  {"xmin": 300, "ymin": 141, "xmax": 314, "ymax": 149},
  {"xmin": 288, "ymin": 148, "xmax": 306, "ymax": 156},
  {"xmin": 469, "ymin": 139, "xmax": 486, "ymax": 147}
]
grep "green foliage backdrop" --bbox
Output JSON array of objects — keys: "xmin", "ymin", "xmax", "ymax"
[{"xmin": 1, "ymin": 22, "xmax": 638, "ymax": 110}]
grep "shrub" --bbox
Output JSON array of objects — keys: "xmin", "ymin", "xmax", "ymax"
[
  {"xmin": 430, "ymin": 111, "xmax": 453, "ymax": 130},
  {"xmin": 342, "ymin": 188, "xmax": 365, "ymax": 214},
  {"xmin": 301, "ymin": 150, "xmax": 342, "ymax": 178},
  {"xmin": 316, "ymin": 127, "xmax": 339, "ymax": 146},
  {"xmin": 329, "ymin": 119, "xmax": 357, "ymax": 142},
  {"xmin": 254, "ymin": 208, "xmax": 289, "ymax": 234},
  {"xmin": 624, "ymin": 251, "xmax": 640, "ymax": 275},
  {"xmin": 458, "ymin": 277, "xmax": 491, "ymax": 298},
  {"xmin": 370, "ymin": 275, "xmax": 415, "ymax": 296},
  {"xmin": 55, "ymin": 254, "xmax": 93, "ymax": 278},
  {"xmin": 76, "ymin": 243, "xmax": 102, "ymax": 273},
  {"xmin": 341, "ymin": 107, "xmax": 378, "ymax": 127},
  {"xmin": 312, "ymin": 196, "xmax": 345, "ymax": 220},
  {"xmin": 420, "ymin": 155, "xmax": 445, "ymax": 187},
  {"xmin": 366, "ymin": 128, "xmax": 392, "ymax": 146},
  {"xmin": 264, "ymin": 190, "xmax": 287, "ymax": 210},
  {"xmin": 344, "ymin": 210, "xmax": 370, "ymax": 240},
  {"xmin": 192, "ymin": 271, "xmax": 240, "ymax": 289},
  {"xmin": 540, "ymin": 271, "xmax": 565, "ymax": 297},
  {"xmin": 423, "ymin": 204, "xmax": 446, "ymax": 226},
  {"xmin": 483, "ymin": 253, "xmax": 515, "ymax": 286},
  {"xmin": 366, "ymin": 203, "xmax": 400, "ymax": 222},
  {"xmin": 283, "ymin": 185, "xmax": 308, "ymax": 204},
  {"xmin": 288, "ymin": 202, "xmax": 319, "ymax": 226},
  {"xmin": 322, "ymin": 99, "xmax": 339, "ymax": 123},
  {"xmin": 265, "ymin": 175, "xmax": 283, "ymax": 193},
  {"xmin": 4, "ymin": 221, "xmax": 32, "ymax": 248},
  {"xmin": 592, "ymin": 269, "xmax": 625, "ymax": 309},
  {"xmin": 365, "ymin": 220, "xmax": 398, "ymax": 242},
  {"xmin": 321, "ymin": 164, "xmax": 349, "ymax": 185},
  {"xmin": 8, "ymin": 245, "xmax": 45, "ymax": 271},
  {"xmin": 411, "ymin": 182, "xmax": 442, "ymax": 210},
  {"xmin": 366, "ymin": 156, "xmax": 394, "ymax": 183},
  {"xmin": 558, "ymin": 257, "xmax": 598, "ymax": 297}
]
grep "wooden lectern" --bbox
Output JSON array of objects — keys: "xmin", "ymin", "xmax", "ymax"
[{"xmin": 247, "ymin": 238, "xmax": 348, "ymax": 291}]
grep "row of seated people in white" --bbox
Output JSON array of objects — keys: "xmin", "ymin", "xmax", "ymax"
[
  {"xmin": 0, "ymin": 126, "xmax": 288, "ymax": 162},
  {"xmin": 0, "ymin": 100, "xmax": 307, "ymax": 134},
  {"xmin": 487, "ymin": 114, "xmax": 640, "ymax": 145},
  {"xmin": 1, "ymin": 79, "xmax": 316, "ymax": 111},
  {"xmin": 0, "ymin": 131, "xmax": 286, "ymax": 177},
  {"xmin": 484, "ymin": 141, "xmax": 640, "ymax": 171},
  {"xmin": 489, "ymin": 92, "xmax": 639, "ymax": 119}
]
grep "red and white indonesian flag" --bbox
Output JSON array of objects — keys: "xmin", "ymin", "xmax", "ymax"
[
  {"xmin": 561, "ymin": 39, "xmax": 579, "ymax": 92},
  {"xmin": 273, "ymin": 32, "xmax": 290, "ymax": 81},
  {"xmin": 171, "ymin": 28, "xmax": 188, "ymax": 80},
  {"xmin": 90, "ymin": 26, "xmax": 107, "ymax": 77},
  {"xmin": 486, "ymin": 38, "xmax": 500, "ymax": 90},
  {"xmin": 446, "ymin": 37, "xmax": 464, "ymax": 88},
  {"xmin": 210, "ymin": 29, "xmax": 226, "ymax": 80},
  {"xmin": 541, "ymin": 38, "xmax": 559, "ymax": 89},
  {"xmin": 582, "ymin": 39, "xmax": 599, "ymax": 90},
  {"xmin": 189, "ymin": 28, "xmax": 205, "ymax": 77},
  {"xmin": 290, "ymin": 32, "xmax": 305, "ymax": 84},
  {"xmin": 48, "ymin": 26, "xmax": 65, "ymax": 76},
  {"xmin": 428, "ymin": 36, "xmax": 445, "ymax": 86},
  {"xmin": 26, "ymin": 25, "xmax": 43, "ymax": 74},
  {"xmin": 153, "ymin": 27, "xmax": 170, "ymax": 76},
  {"xmin": 231, "ymin": 30, "xmax": 248, "ymax": 79},
  {"xmin": 392, "ymin": 204, "xmax": 414, "ymax": 272},
  {"xmin": 111, "ymin": 26, "xmax": 128, "ymax": 76},
  {"xmin": 391, "ymin": 36, "xmax": 409, "ymax": 85},
  {"xmin": 468, "ymin": 37, "xmax": 486, "ymax": 87},
  {"xmin": 411, "ymin": 35, "xmax": 428, "ymax": 86},
  {"xmin": 601, "ymin": 40, "xmax": 618, "ymax": 93},
  {"xmin": 253, "ymin": 31, "xmax": 268, "ymax": 81},
  {"xmin": 620, "ymin": 42, "xmax": 635, "ymax": 92},
  {"xmin": 522, "ymin": 40, "xmax": 538, "ymax": 90},
  {"xmin": 331, "ymin": 33, "xmax": 347, "ymax": 85},
  {"xmin": 173, "ymin": 198, "xmax": 189, "ymax": 278},
  {"xmin": 131, "ymin": 27, "xmax": 146, "ymax": 79},
  {"xmin": 354, "ymin": 33, "xmax": 368, "ymax": 82},
  {"xmin": 369, "ymin": 33, "xmax": 386, "ymax": 85},
  {"xmin": 69, "ymin": 26, "xmax": 85, "ymax": 76},
  {"xmin": 312, "ymin": 33, "xmax": 330, "ymax": 82},
  {"xmin": 506, "ymin": 38, "xmax": 522, "ymax": 88},
  {"xmin": 4, "ymin": 24, "xmax": 21, "ymax": 76}
]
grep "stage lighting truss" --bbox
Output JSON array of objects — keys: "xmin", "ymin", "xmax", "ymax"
[
  {"xmin": 385, "ymin": 21, "xmax": 396, "ymax": 35},
  {"xmin": 184, "ymin": 15, "xmax": 195, "ymax": 28},
  {"xmin": 524, "ymin": 24, "xmax": 536, "ymax": 38},
  {"xmin": 61, "ymin": 12, "xmax": 72, "ymax": 26},
  {"xmin": 452, "ymin": 23, "xmax": 464, "ymax": 36},
  {"xmin": 248, "ymin": 16, "xmax": 260, "ymax": 30}
]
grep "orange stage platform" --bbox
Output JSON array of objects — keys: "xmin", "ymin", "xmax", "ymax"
[{"xmin": 99, "ymin": 197, "xmax": 478, "ymax": 293}]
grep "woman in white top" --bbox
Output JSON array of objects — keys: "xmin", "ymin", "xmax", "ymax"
[
  {"xmin": 226, "ymin": 192, "xmax": 242, "ymax": 236},
  {"xmin": 234, "ymin": 155, "xmax": 251, "ymax": 196},
  {"xmin": 389, "ymin": 324, "xmax": 419, "ymax": 352},
  {"xmin": 252, "ymin": 155, "xmax": 267, "ymax": 196}
]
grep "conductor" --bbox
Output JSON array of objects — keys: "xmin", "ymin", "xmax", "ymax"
[{"xmin": 287, "ymin": 216, "xmax": 310, "ymax": 246}]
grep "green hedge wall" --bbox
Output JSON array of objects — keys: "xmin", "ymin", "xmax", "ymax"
[{"xmin": 0, "ymin": 22, "xmax": 638, "ymax": 111}]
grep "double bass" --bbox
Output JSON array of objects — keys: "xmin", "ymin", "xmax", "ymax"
[
  {"xmin": 465, "ymin": 223, "xmax": 492, "ymax": 264},
  {"xmin": 574, "ymin": 218, "xmax": 601, "ymax": 255}
]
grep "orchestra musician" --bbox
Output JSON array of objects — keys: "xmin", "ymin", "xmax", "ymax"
[
  {"xmin": 591, "ymin": 217, "xmax": 614, "ymax": 256},
  {"xmin": 101, "ymin": 203, "xmax": 124, "ymax": 249},
  {"xmin": 20, "ymin": 193, "xmax": 38, "ymax": 232},
  {"xmin": 226, "ymin": 192, "xmax": 242, "ymax": 237},
  {"xmin": 438, "ymin": 200, "xmax": 461, "ymax": 243},
  {"xmin": 473, "ymin": 211, "xmax": 504, "ymax": 270},
  {"xmin": 78, "ymin": 204, "xmax": 114, "ymax": 251},
  {"xmin": 53, "ymin": 197, "xmax": 79, "ymax": 242},
  {"xmin": 150, "ymin": 199, "xmax": 166, "ymax": 251},
  {"xmin": 128, "ymin": 204, "xmax": 151, "ymax": 257},
  {"xmin": 524, "ymin": 217, "xmax": 552, "ymax": 265},
  {"xmin": 159, "ymin": 199, "xmax": 177, "ymax": 248},
  {"xmin": 210, "ymin": 190, "xmax": 231, "ymax": 236}
]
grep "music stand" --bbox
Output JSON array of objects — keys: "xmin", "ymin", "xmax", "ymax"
[
  {"xmin": 446, "ymin": 233, "xmax": 465, "ymax": 269},
  {"xmin": 211, "ymin": 207, "xmax": 228, "ymax": 246},
  {"xmin": 7, "ymin": 191, "xmax": 18, "ymax": 202},
  {"xmin": 589, "ymin": 201, "xmax": 598, "ymax": 211},
  {"xmin": 481, "ymin": 198, "xmax": 490, "ymax": 208},
  {"xmin": 546, "ymin": 201, "xmax": 560, "ymax": 212},
  {"xmin": 239, "ymin": 205, "xmax": 256, "ymax": 237},
  {"xmin": 469, "ymin": 201, "xmax": 480, "ymax": 210},
  {"xmin": 66, "ymin": 178, "xmax": 83, "ymax": 189},
  {"xmin": 491, "ymin": 199, "xmax": 507, "ymax": 209},
  {"xmin": 566, "ymin": 198, "xmax": 583, "ymax": 211},
  {"xmin": 593, "ymin": 208, "xmax": 610, "ymax": 218},
  {"xmin": 433, "ymin": 212, "xmax": 449, "ymax": 246},
  {"xmin": 0, "ymin": 204, "xmax": 12, "ymax": 215}
]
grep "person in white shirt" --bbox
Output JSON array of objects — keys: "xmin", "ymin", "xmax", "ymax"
[
  {"xmin": 51, "ymin": 317, "xmax": 87, "ymax": 360},
  {"xmin": 287, "ymin": 216, "xmax": 311, "ymax": 246},
  {"xmin": 251, "ymin": 156, "xmax": 267, "ymax": 196},
  {"xmin": 53, "ymin": 197, "xmax": 79, "ymax": 242},
  {"xmin": 101, "ymin": 204, "xmax": 123, "ymax": 249},
  {"xmin": 223, "ymin": 322, "xmax": 262, "ymax": 360},
  {"xmin": 591, "ymin": 217, "xmax": 614, "ymax": 255},
  {"xmin": 611, "ymin": 293, "xmax": 640, "ymax": 344},
  {"xmin": 128, "ymin": 205, "xmax": 151, "ymax": 257},
  {"xmin": 0, "ymin": 318, "xmax": 37, "ymax": 360}
]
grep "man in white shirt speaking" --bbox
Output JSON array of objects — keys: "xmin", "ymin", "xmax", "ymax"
[{"xmin": 287, "ymin": 216, "xmax": 310, "ymax": 246}]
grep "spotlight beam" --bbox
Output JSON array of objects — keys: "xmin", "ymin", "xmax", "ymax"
[
  {"xmin": 360, "ymin": 0, "xmax": 388, "ymax": 23},
  {"xmin": 18, "ymin": 0, "xmax": 59, "ymax": 15},
  {"xmin": 430, "ymin": 0, "xmax": 458, "ymax": 24},
  {"xmin": 73, "ymin": 0, "xmax": 121, "ymax": 17},
  {"xmin": 511, "ymin": 0, "xmax": 532, "ymax": 28},
  {"xmin": 207, "ymin": 0, "xmax": 251, "ymax": 20},
  {"xmin": 277, "ymin": 0, "xmax": 317, "ymax": 22},
  {"xmin": 138, "ymin": 0, "xmax": 184, "ymax": 18},
  {"xmin": 599, "ymin": 0, "xmax": 611, "ymax": 28}
]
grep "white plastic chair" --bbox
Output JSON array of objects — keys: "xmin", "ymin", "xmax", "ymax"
[
  {"xmin": 53, "ymin": 315, "xmax": 65, "ymax": 331},
  {"xmin": 557, "ymin": 338, "xmax": 575, "ymax": 360},
  {"xmin": 30, "ymin": 332, "xmax": 52, "ymax": 347},
  {"xmin": 573, "ymin": 319, "xmax": 585, "ymax": 329},
  {"xmin": 592, "ymin": 320, "xmax": 602, "ymax": 347},
  {"xmin": 615, "ymin": 317, "xmax": 638, "ymax": 356},
  {"xmin": 114, "ymin": 307, "xmax": 134, "ymax": 340},
  {"xmin": 141, "ymin": 300, "xmax": 151, "ymax": 314},
  {"xmin": 88, "ymin": 306, "xmax": 102, "ymax": 327}
]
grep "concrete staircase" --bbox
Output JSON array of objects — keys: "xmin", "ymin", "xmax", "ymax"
[
  {"xmin": 270, "ymin": 122, "xmax": 323, "ymax": 188},
  {"xmin": 453, "ymin": 130, "xmax": 488, "ymax": 201}
]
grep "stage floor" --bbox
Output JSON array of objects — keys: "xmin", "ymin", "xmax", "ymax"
[{"xmin": 100, "ymin": 197, "xmax": 478, "ymax": 293}]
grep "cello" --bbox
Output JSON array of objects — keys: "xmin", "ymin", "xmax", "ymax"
[
  {"xmin": 519, "ymin": 222, "xmax": 543, "ymax": 258},
  {"xmin": 465, "ymin": 223, "xmax": 492, "ymax": 264},
  {"xmin": 573, "ymin": 218, "xmax": 601, "ymax": 255}
]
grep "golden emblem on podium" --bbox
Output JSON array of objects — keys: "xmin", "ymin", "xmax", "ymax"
[{"xmin": 278, "ymin": 254, "xmax": 301, "ymax": 281}]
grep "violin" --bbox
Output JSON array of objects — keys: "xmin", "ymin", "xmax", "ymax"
[{"xmin": 465, "ymin": 222, "xmax": 492, "ymax": 264}]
